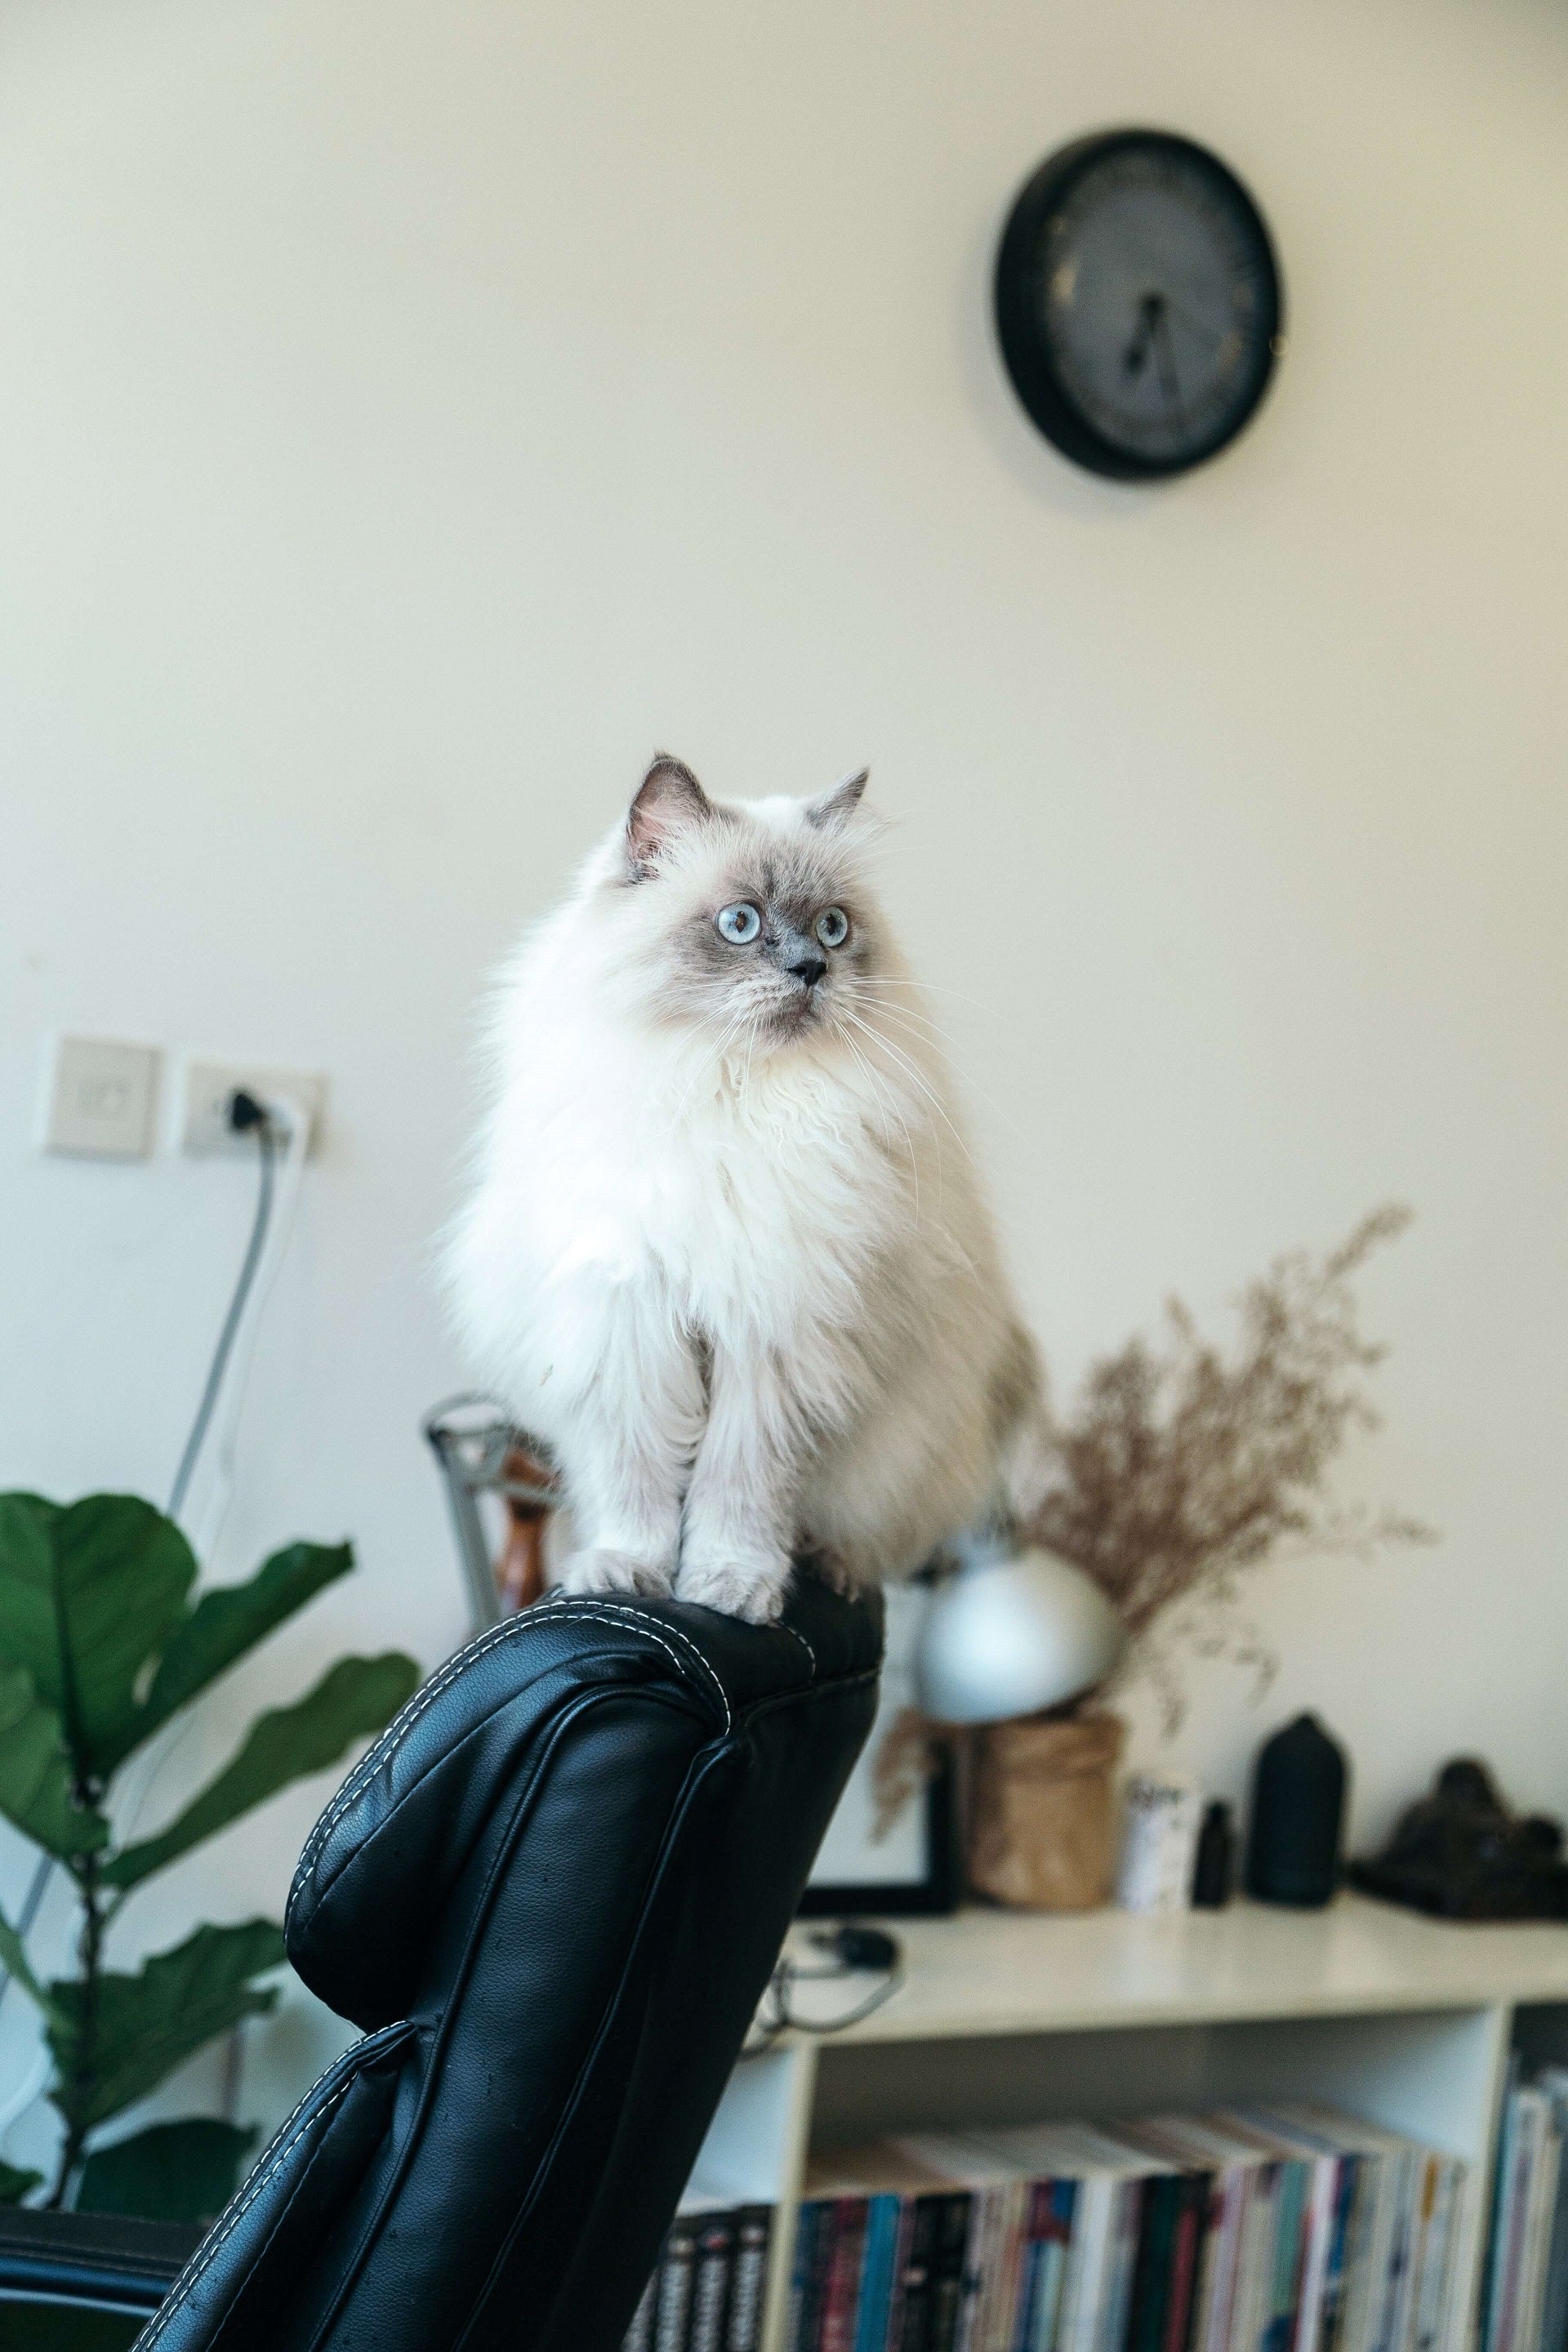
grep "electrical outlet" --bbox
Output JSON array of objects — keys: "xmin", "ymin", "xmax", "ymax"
[
  {"xmin": 43, "ymin": 1036, "xmax": 161, "ymax": 1158},
  {"xmin": 180, "ymin": 1061, "xmax": 327, "ymax": 1156}
]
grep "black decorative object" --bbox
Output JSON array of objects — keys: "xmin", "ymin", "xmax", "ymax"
[
  {"xmin": 1350, "ymin": 1760, "xmax": 1568, "ymax": 1922},
  {"xmin": 994, "ymin": 129, "xmax": 1284, "ymax": 481},
  {"xmin": 1245, "ymin": 1713, "xmax": 1348, "ymax": 1907},
  {"xmin": 1192, "ymin": 1799, "xmax": 1236, "ymax": 1909}
]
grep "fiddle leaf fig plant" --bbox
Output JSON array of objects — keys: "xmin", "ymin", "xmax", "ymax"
[{"xmin": 0, "ymin": 1492, "xmax": 421, "ymax": 2221}]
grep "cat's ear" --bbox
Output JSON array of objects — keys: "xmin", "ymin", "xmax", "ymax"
[
  {"xmin": 804, "ymin": 768, "xmax": 870, "ymax": 830},
  {"xmin": 626, "ymin": 754, "xmax": 713, "ymax": 877}
]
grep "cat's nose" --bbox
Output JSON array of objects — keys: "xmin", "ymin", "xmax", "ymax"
[{"xmin": 789, "ymin": 954, "xmax": 828, "ymax": 990}]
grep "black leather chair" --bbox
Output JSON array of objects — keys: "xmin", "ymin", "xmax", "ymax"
[{"xmin": 118, "ymin": 1575, "xmax": 880, "ymax": 2352}]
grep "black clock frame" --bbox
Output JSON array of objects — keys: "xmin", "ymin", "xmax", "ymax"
[{"xmin": 993, "ymin": 128, "xmax": 1285, "ymax": 482}]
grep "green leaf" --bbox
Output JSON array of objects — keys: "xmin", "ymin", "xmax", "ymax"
[
  {"xmin": 78, "ymin": 2118, "xmax": 256, "ymax": 2223},
  {"xmin": 48, "ymin": 1919, "xmax": 285, "ymax": 2135},
  {"xmin": 123, "ymin": 1541, "xmax": 355, "ymax": 1764},
  {"xmin": 0, "ymin": 1495, "xmax": 62, "ymax": 1690},
  {"xmin": 0, "ymin": 2154, "xmax": 42, "ymax": 2204},
  {"xmin": 0, "ymin": 1663, "xmax": 109, "ymax": 1861},
  {"xmin": 0, "ymin": 1494, "xmax": 196, "ymax": 1784},
  {"xmin": 103, "ymin": 1653, "xmax": 421, "ymax": 1892}
]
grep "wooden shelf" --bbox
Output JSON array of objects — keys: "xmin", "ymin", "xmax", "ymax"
[
  {"xmin": 691, "ymin": 1895, "xmax": 1568, "ymax": 2352},
  {"xmin": 777, "ymin": 1893, "xmax": 1568, "ymax": 2043}
]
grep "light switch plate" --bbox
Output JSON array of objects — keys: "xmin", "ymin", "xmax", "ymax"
[
  {"xmin": 43, "ymin": 1036, "xmax": 160, "ymax": 1159},
  {"xmin": 180, "ymin": 1061, "xmax": 327, "ymax": 1156}
]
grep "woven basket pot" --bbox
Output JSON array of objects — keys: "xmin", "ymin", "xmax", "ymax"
[{"xmin": 968, "ymin": 1709, "xmax": 1125, "ymax": 1912}]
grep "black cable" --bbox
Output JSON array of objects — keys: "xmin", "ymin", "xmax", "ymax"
[
  {"xmin": 166, "ymin": 1096, "xmax": 275, "ymax": 1522},
  {"xmin": 0, "ymin": 1853, "xmax": 54, "ymax": 2026},
  {"xmin": 747, "ymin": 1927, "xmax": 904, "ymax": 2046},
  {"xmin": 0, "ymin": 1094, "xmax": 279, "ymax": 2031}
]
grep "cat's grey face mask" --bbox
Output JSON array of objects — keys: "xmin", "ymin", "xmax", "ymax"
[{"xmin": 619, "ymin": 756, "xmax": 875, "ymax": 1047}]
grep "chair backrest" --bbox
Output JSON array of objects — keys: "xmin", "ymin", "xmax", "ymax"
[{"xmin": 135, "ymin": 1577, "xmax": 882, "ymax": 2352}]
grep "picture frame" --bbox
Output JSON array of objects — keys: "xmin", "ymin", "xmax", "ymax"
[{"xmin": 799, "ymin": 1583, "xmax": 963, "ymax": 1918}]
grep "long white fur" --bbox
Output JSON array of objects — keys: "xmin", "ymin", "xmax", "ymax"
[{"xmin": 446, "ymin": 764, "xmax": 1041, "ymax": 1623}]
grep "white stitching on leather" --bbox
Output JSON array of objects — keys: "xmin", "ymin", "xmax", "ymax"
[
  {"xmin": 288, "ymin": 1616, "xmax": 554, "ymax": 1918},
  {"xmin": 777, "ymin": 1624, "xmax": 817, "ymax": 1673},
  {"xmin": 286, "ymin": 1604, "xmax": 737, "ymax": 1928},
  {"xmin": 533, "ymin": 1598, "xmax": 734, "ymax": 1734},
  {"xmin": 136, "ymin": 2070, "xmax": 363, "ymax": 2350}
]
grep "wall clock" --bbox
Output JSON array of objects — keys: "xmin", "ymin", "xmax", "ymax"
[{"xmin": 994, "ymin": 129, "xmax": 1284, "ymax": 480}]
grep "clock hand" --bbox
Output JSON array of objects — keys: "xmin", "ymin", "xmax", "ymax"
[
  {"xmin": 1152, "ymin": 302, "xmax": 1186, "ymax": 426},
  {"xmin": 1122, "ymin": 292, "xmax": 1161, "ymax": 379}
]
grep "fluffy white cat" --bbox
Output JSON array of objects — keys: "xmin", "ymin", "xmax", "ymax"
[{"xmin": 447, "ymin": 755, "xmax": 1042, "ymax": 1624}]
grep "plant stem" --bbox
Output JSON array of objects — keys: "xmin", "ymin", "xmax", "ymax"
[{"xmin": 47, "ymin": 1854, "xmax": 104, "ymax": 2208}]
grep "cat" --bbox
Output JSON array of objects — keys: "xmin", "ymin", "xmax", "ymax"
[{"xmin": 446, "ymin": 754, "xmax": 1043, "ymax": 1624}]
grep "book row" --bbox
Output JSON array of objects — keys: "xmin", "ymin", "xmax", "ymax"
[
  {"xmin": 1481, "ymin": 2071, "xmax": 1568, "ymax": 2352},
  {"xmin": 788, "ymin": 2105, "xmax": 1468, "ymax": 2352},
  {"xmin": 625, "ymin": 2202, "xmax": 775, "ymax": 2352}
]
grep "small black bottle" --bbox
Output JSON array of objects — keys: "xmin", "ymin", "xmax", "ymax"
[
  {"xmin": 1245, "ymin": 1713, "xmax": 1348, "ymax": 1907},
  {"xmin": 1192, "ymin": 1800, "xmax": 1235, "ymax": 1908}
]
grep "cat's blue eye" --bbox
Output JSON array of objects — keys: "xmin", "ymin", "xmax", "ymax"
[
  {"xmin": 816, "ymin": 906, "xmax": 849, "ymax": 949},
  {"xmin": 715, "ymin": 902, "xmax": 762, "ymax": 945}
]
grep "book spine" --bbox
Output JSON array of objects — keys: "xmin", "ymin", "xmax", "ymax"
[
  {"xmin": 1318, "ymin": 2158, "xmax": 1362, "ymax": 2352},
  {"xmin": 929, "ymin": 2194, "xmax": 977, "ymax": 2352},
  {"xmin": 1374, "ymin": 2154, "xmax": 1421, "ymax": 2352},
  {"xmin": 1344, "ymin": 2154, "xmax": 1396, "ymax": 2352},
  {"xmin": 1100, "ymin": 2178, "xmax": 1147, "ymax": 2352},
  {"xmin": 1518, "ymin": 2125, "xmax": 1561, "ymax": 2352},
  {"xmin": 1186, "ymin": 2171, "xmax": 1230, "ymax": 2352},
  {"xmin": 1036, "ymin": 2182, "xmax": 1080, "ymax": 2352},
  {"xmin": 988, "ymin": 2181, "xmax": 1033, "ymax": 2352},
  {"xmin": 792, "ymin": 2203, "xmax": 831, "ymax": 2352},
  {"xmin": 823, "ymin": 2200, "xmax": 872, "ymax": 2352},
  {"xmin": 1124, "ymin": 2176, "xmax": 1177, "ymax": 2352},
  {"xmin": 1530, "ymin": 2130, "xmax": 1568, "ymax": 2352},
  {"xmin": 1164, "ymin": 2175, "xmax": 1212, "ymax": 2352},
  {"xmin": 1236, "ymin": 2163, "xmax": 1283, "ymax": 2352},
  {"xmin": 1291, "ymin": 2158, "xmax": 1343, "ymax": 2352},
  {"xmin": 1062, "ymin": 2180, "xmax": 1116, "ymax": 2352},
  {"xmin": 690, "ymin": 2215, "xmax": 738, "ymax": 2352},
  {"xmin": 1262, "ymin": 2162, "xmax": 1310, "ymax": 2352},
  {"xmin": 894, "ymin": 2197, "xmax": 942, "ymax": 2352},
  {"xmin": 727, "ymin": 2207, "xmax": 774, "ymax": 2352},
  {"xmin": 1496, "ymin": 2101, "xmax": 1543, "ymax": 2352},
  {"xmin": 1410, "ymin": 2161, "xmax": 1457, "ymax": 2352},
  {"xmin": 657, "ymin": 2218, "xmax": 701, "ymax": 2352},
  {"xmin": 855, "ymin": 2196, "xmax": 903, "ymax": 2352},
  {"xmin": 956, "ymin": 2184, "xmax": 1009, "ymax": 2352},
  {"xmin": 1485, "ymin": 2096, "xmax": 1525, "ymax": 2352},
  {"xmin": 1201, "ymin": 2169, "xmax": 1253, "ymax": 2352},
  {"xmin": 1010, "ymin": 2184, "xmax": 1049, "ymax": 2352}
]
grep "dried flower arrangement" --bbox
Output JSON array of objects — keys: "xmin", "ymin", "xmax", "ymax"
[
  {"xmin": 1021, "ymin": 1203, "xmax": 1433, "ymax": 1732},
  {"xmin": 871, "ymin": 1203, "xmax": 1432, "ymax": 1839}
]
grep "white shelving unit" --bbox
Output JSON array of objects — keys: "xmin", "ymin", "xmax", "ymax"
[{"xmin": 686, "ymin": 1895, "xmax": 1568, "ymax": 2352}]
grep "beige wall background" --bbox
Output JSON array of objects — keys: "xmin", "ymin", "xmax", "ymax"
[{"xmin": 1, "ymin": 0, "xmax": 1566, "ymax": 2164}]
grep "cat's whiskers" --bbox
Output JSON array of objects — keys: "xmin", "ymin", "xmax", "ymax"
[
  {"xmin": 829, "ymin": 1014, "xmax": 921, "ymax": 1230},
  {"xmin": 851, "ymin": 985, "xmax": 1021, "ymax": 1142},
  {"xmin": 835, "ymin": 1004, "xmax": 976, "ymax": 1177},
  {"xmin": 833, "ymin": 1005, "xmax": 949, "ymax": 1222},
  {"xmin": 858, "ymin": 974, "xmax": 992, "ymax": 1014}
]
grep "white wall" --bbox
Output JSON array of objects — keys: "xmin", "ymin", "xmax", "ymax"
[{"xmin": 1, "ymin": 0, "xmax": 1566, "ymax": 2162}]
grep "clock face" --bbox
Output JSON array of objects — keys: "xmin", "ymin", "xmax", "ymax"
[{"xmin": 994, "ymin": 131, "xmax": 1284, "ymax": 480}]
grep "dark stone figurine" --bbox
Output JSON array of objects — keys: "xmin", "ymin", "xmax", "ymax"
[{"xmin": 1350, "ymin": 1758, "xmax": 1568, "ymax": 1922}]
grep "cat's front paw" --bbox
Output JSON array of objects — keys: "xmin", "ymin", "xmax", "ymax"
[
  {"xmin": 676, "ymin": 1553, "xmax": 793, "ymax": 1624},
  {"xmin": 556, "ymin": 1548, "xmax": 674, "ymax": 1601}
]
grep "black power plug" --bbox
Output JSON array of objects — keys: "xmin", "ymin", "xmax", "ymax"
[{"xmin": 226, "ymin": 1088, "xmax": 270, "ymax": 1134}]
